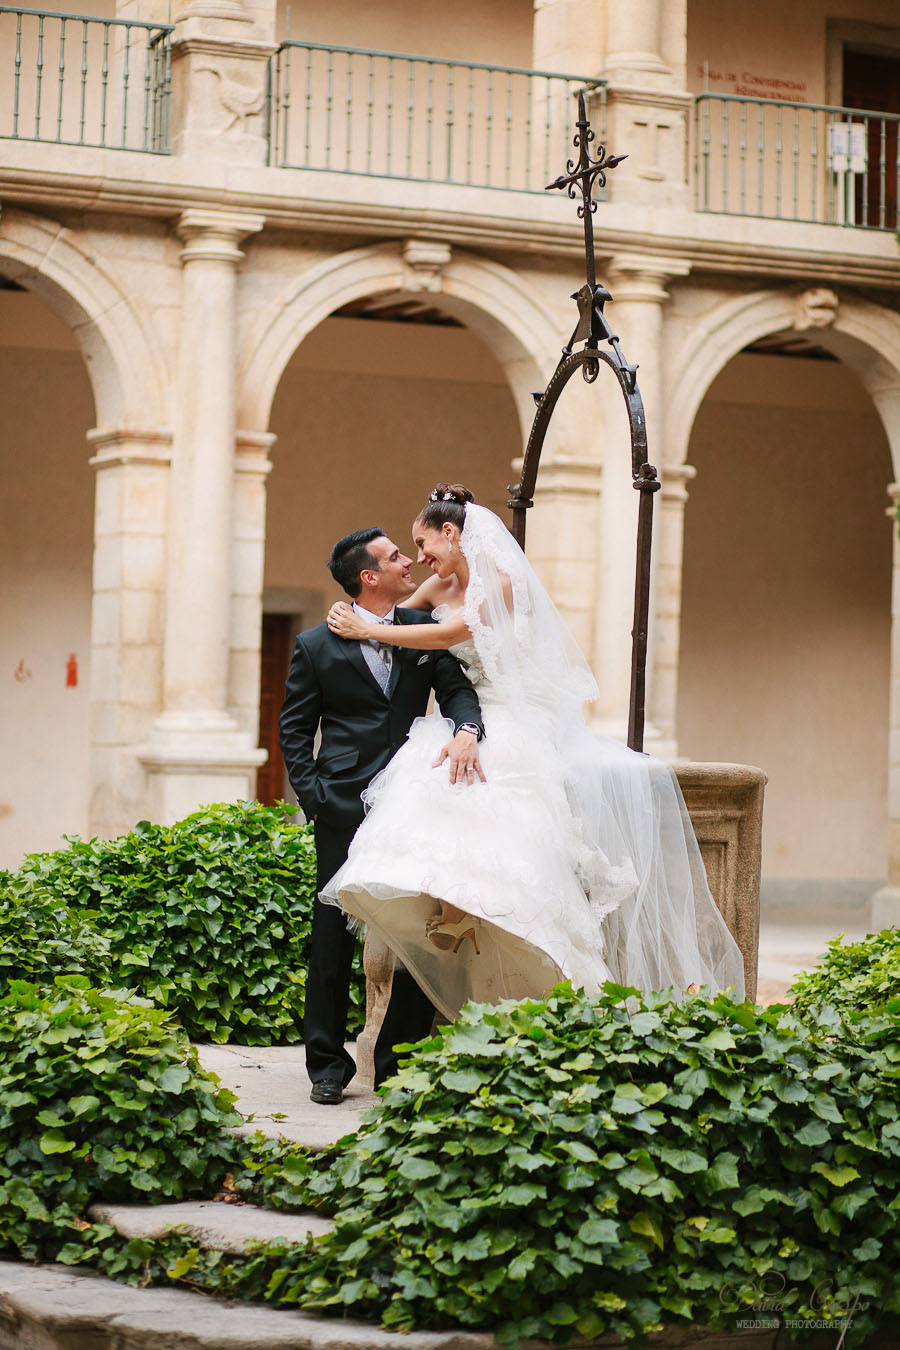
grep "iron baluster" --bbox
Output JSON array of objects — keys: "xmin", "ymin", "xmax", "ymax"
[
  {"xmin": 701, "ymin": 92, "xmax": 711, "ymax": 210},
  {"xmin": 465, "ymin": 64, "xmax": 473, "ymax": 183},
  {"xmin": 12, "ymin": 10, "xmax": 22, "ymax": 137},
  {"xmin": 810, "ymin": 107, "xmax": 817, "ymax": 223},
  {"xmin": 425, "ymin": 61, "xmax": 434, "ymax": 178},
  {"xmin": 345, "ymin": 50, "xmax": 352, "ymax": 171},
  {"xmin": 792, "ymin": 103, "xmax": 799, "ymax": 221},
  {"xmin": 774, "ymin": 102, "xmax": 782, "ymax": 217},
  {"xmin": 405, "ymin": 58, "xmax": 413, "ymax": 177},
  {"xmin": 55, "ymin": 15, "xmax": 64, "ymax": 142},
  {"xmin": 121, "ymin": 22, "xmax": 131, "ymax": 148},
  {"xmin": 504, "ymin": 69, "xmax": 512, "ymax": 186},
  {"xmin": 879, "ymin": 116, "xmax": 886, "ymax": 229},
  {"xmin": 365, "ymin": 52, "xmax": 373, "ymax": 173},
  {"xmin": 385, "ymin": 56, "xmax": 393, "ymax": 175},
  {"xmin": 142, "ymin": 27, "xmax": 152, "ymax": 151},
  {"xmin": 34, "ymin": 11, "xmax": 43, "ymax": 138},
  {"xmin": 324, "ymin": 46, "xmax": 333, "ymax": 167},
  {"xmin": 756, "ymin": 101, "xmax": 764, "ymax": 215},
  {"xmin": 79, "ymin": 18, "xmax": 87, "ymax": 144},
  {"xmin": 524, "ymin": 71, "xmax": 532, "ymax": 190},
  {"xmin": 100, "ymin": 21, "xmax": 109, "ymax": 145},
  {"xmin": 720, "ymin": 94, "xmax": 727, "ymax": 211},
  {"xmin": 739, "ymin": 98, "xmax": 746, "ymax": 214},
  {"xmin": 485, "ymin": 67, "xmax": 493, "ymax": 184},
  {"xmin": 445, "ymin": 63, "xmax": 453, "ymax": 180}
]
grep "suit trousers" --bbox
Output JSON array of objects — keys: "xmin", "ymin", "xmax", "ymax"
[{"xmin": 304, "ymin": 818, "xmax": 435, "ymax": 1088}]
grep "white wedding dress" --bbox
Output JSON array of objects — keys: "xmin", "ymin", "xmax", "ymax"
[{"xmin": 321, "ymin": 505, "xmax": 745, "ymax": 1022}]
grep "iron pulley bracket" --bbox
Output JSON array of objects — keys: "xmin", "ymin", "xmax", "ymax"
[{"xmin": 506, "ymin": 89, "xmax": 660, "ymax": 752}]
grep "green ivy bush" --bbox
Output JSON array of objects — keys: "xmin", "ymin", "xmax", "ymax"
[
  {"xmin": 11, "ymin": 801, "xmax": 364, "ymax": 1044},
  {"xmin": 0, "ymin": 871, "xmax": 111, "ymax": 987},
  {"xmin": 0, "ymin": 976, "xmax": 240, "ymax": 1262},
  {"xmin": 202, "ymin": 985, "xmax": 900, "ymax": 1347},
  {"xmin": 790, "ymin": 928, "xmax": 900, "ymax": 1021}
]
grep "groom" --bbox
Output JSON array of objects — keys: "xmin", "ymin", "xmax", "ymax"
[{"xmin": 279, "ymin": 526, "xmax": 484, "ymax": 1104}]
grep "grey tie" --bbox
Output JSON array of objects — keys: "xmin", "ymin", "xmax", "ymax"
[{"xmin": 361, "ymin": 619, "xmax": 393, "ymax": 695}]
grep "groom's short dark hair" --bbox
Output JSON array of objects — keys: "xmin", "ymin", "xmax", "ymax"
[{"xmin": 329, "ymin": 527, "xmax": 386, "ymax": 598}]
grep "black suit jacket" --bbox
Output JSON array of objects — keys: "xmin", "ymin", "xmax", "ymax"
[{"xmin": 278, "ymin": 608, "xmax": 484, "ymax": 832}]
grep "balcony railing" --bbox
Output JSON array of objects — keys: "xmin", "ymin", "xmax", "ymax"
[
  {"xmin": 695, "ymin": 92, "xmax": 900, "ymax": 230},
  {"xmin": 0, "ymin": 5, "xmax": 172, "ymax": 152},
  {"xmin": 266, "ymin": 40, "xmax": 605, "ymax": 193}
]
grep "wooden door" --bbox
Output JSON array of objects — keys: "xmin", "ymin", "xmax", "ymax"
[
  {"xmin": 843, "ymin": 48, "xmax": 900, "ymax": 229},
  {"xmin": 257, "ymin": 613, "xmax": 292, "ymax": 806}
]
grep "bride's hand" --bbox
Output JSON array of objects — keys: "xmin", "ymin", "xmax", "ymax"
[{"xmin": 327, "ymin": 602, "xmax": 372, "ymax": 641}]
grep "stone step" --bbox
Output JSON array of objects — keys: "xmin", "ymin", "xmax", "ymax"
[
  {"xmin": 0, "ymin": 1259, "xmax": 805, "ymax": 1350},
  {"xmin": 195, "ymin": 1042, "xmax": 378, "ymax": 1150},
  {"xmin": 88, "ymin": 1199, "xmax": 333, "ymax": 1254},
  {"xmin": 0, "ymin": 1260, "xmax": 498, "ymax": 1350}
]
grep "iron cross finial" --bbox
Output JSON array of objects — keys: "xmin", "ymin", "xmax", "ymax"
[{"xmin": 546, "ymin": 89, "xmax": 626, "ymax": 290}]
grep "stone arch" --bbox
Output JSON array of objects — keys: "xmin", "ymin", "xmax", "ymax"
[
  {"xmin": 236, "ymin": 241, "xmax": 559, "ymax": 440},
  {"xmin": 0, "ymin": 207, "xmax": 168, "ymax": 428},
  {"xmin": 664, "ymin": 287, "xmax": 900, "ymax": 477}
]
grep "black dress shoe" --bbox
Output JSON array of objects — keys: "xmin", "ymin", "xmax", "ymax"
[{"xmin": 310, "ymin": 1078, "xmax": 343, "ymax": 1105}]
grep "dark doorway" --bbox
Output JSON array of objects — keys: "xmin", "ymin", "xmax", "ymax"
[
  {"xmin": 842, "ymin": 47, "xmax": 900, "ymax": 228},
  {"xmin": 257, "ymin": 612, "xmax": 292, "ymax": 806}
]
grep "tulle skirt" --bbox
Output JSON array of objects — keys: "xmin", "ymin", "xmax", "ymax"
[{"xmin": 320, "ymin": 702, "xmax": 745, "ymax": 1022}]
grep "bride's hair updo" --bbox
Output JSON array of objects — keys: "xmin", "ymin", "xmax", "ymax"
[{"xmin": 417, "ymin": 482, "xmax": 475, "ymax": 531}]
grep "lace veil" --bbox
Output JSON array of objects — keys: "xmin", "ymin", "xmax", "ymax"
[{"xmin": 458, "ymin": 503, "xmax": 746, "ymax": 999}]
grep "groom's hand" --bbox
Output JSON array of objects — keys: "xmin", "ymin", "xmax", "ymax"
[{"xmin": 434, "ymin": 730, "xmax": 486, "ymax": 786}]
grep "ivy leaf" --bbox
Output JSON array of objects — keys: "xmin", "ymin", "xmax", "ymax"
[
  {"xmin": 39, "ymin": 1129, "xmax": 76, "ymax": 1155},
  {"xmin": 629, "ymin": 1212, "xmax": 664, "ymax": 1249},
  {"xmin": 811, "ymin": 1163, "xmax": 861, "ymax": 1187}
]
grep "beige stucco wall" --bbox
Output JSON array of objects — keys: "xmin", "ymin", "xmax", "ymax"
[
  {"xmin": 277, "ymin": 0, "xmax": 535, "ymax": 64},
  {"xmin": 686, "ymin": 0, "xmax": 900, "ymax": 101},
  {"xmin": 678, "ymin": 351, "xmax": 892, "ymax": 885},
  {"xmin": 264, "ymin": 315, "xmax": 521, "ymax": 609},
  {"xmin": 0, "ymin": 292, "xmax": 94, "ymax": 866}
]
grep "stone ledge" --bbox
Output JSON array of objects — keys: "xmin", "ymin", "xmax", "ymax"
[
  {"xmin": 0, "ymin": 1259, "xmax": 806, "ymax": 1350},
  {"xmin": 87, "ymin": 1200, "xmax": 333, "ymax": 1254}
]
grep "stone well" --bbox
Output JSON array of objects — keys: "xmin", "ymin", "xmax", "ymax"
[{"xmin": 356, "ymin": 761, "xmax": 766, "ymax": 1086}]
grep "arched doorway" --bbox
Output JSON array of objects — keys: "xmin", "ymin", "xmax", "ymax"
[
  {"xmin": 677, "ymin": 336, "xmax": 892, "ymax": 907},
  {"xmin": 256, "ymin": 295, "xmax": 522, "ymax": 802},
  {"xmin": 0, "ymin": 277, "xmax": 95, "ymax": 864}
]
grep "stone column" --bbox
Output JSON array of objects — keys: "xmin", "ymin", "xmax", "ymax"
[
  {"xmin": 589, "ymin": 254, "xmax": 689, "ymax": 741},
  {"xmin": 650, "ymin": 462, "xmax": 696, "ymax": 758},
  {"xmin": 88, "ymin": 427, "xmax": 171, "ymax": 839},
  {"xmin": 140, "ymin": 210, "xmax": 266, "ymax": 823},
  {"xmin": 229, "ymin": 430, "xmax": 275, "ymax": 739},
  {"xmin": 871, "ymin": 482, "xmax": 900, "ymax": 929},
  {"xmin": 527, "ymin": 455, "xmax": 605, "ymax": 663},
  {"xmin": 603, "ymin": 0, "xmax": 691, "ymax": 210}
]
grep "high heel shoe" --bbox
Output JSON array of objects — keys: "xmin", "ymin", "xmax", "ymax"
[{"xmin": 425, "ymin": 914, "xmax": 480, "ymax": 955}]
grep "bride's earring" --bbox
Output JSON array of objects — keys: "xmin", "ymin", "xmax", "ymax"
[{"xmin": 448, "ymin": 540, "xmax": 454, "ymax": 555}]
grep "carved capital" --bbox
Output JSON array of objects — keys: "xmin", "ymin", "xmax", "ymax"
[
  {"xmin": 177, "ymin": 209, "xmax": 265, "ymax": 264},
  {"xmin": 402, "ymin": 238, "xmax": 452, "ymax": 293},
  {"xmin": 235, "ymin": 429, "xmax": 276, "ymax": 477},
  {"xmin": 87, "ymin": 426, "xmax": 173, "ymax": 470},
  {"xmin": 660, "ymin": 462, "xmax": 697, "ymax": 505},
  {"xmin": 606, "ymin": 253, "xmax": 691, "ymax": 303}
]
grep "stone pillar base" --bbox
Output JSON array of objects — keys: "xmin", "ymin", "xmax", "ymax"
[
  {"xmin": 138, "ymin": 715, "xmax": 266, "ymax": 825},
  {"xmin": 870, "ymin": 885, "xmax": 900, "ymax": 932}
]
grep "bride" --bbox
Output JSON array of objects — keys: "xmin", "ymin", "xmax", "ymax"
[{"xmin": 321, "ymin": 483, "xmax": 745, "ymax": 1021}]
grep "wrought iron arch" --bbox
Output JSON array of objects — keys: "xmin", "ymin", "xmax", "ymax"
[{"xmin": 507, "ymin": 92, "xmax": 658, "ymax": 754}]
